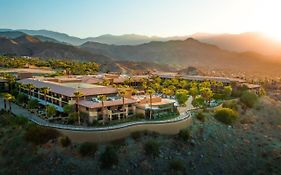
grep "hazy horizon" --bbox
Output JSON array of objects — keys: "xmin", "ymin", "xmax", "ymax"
[{"xmin": 1, "ymin": 0, "xmax": 281, "ymax": 40}]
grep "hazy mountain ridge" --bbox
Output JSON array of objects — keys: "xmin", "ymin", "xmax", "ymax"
[
  {"xmin": 0, "ymin": 35, "xmax": 111, "ymax": 64},
  {"xmin": 2, "ymin": 29, "xmax": 281, "ymax": 56},
  {"xmin": 80, "ymin": 38, "xmax": 281, "ymax": 73},
  {"xmin": 0, "ymin": 34, "xmax": 173, "ymax": 73}
]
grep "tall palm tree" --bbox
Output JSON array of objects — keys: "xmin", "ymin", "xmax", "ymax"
[
  {"xmin": 118, "ymin": 89, "xmax": 127, "ymax": 118},
  {"xmin": 26, "ymin": 83, "xmax": 35, "ymax": 99},
  {"xmin": 2, "ymin": 94, "xmax": 7, "ymax": 111},
  {"xmin": 40, "ymin": 87, "xmax": 50, "ymax": 105},
  {"xmin": 146, "ymin": 89, "xmax": 155, "ymax": 119},
  {"xmin": 4, "ymin": 93, "xmax": 14, "ymax": 113},
  {"xmin": 6, "ymin": 74, "xmax": 16, "ymax": 91},
  {"xmin": 73, "ymin": 91, "xmax": 84, "ymax": 125},
  {"xmin": 97, "ymin": 95, "xmax": 107, "ymax": 124},
  {"xmin": 17, "ymin": 82, "xmax": 24, "ymax": 94}
]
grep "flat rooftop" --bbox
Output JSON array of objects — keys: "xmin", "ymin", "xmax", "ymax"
[
  {"xmin": 61, "ymin": 83, "xmax": 104, "ymax": 89},
  {"xmin": 18, "ymin": 78, "xmax": 117, "ymax": 97}
]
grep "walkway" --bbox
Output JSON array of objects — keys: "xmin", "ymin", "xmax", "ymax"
[{"xmin": 0, "ymin": 98, "xmax": 193, "ymax": 132}]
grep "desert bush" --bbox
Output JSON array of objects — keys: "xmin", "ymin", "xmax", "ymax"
[
  {"xmin": 60, "ymin": 136, "xmax": 71, "ymax": 147},
  {"xmin": 79, "ymin": 142, "xmax": 98, "ymax": 156},
  {"xmin": 110, "ymin": 138, "xmax": 126, "ymax": 149},
  {"xmin": 222, "ymin": 100, "xmax": 238, "ymax": 110},
  {"xmin": 178, "ymin": 128, "xmax": 191, "ymax": 141},
  {"xmin": 196, "ymin": 112, "xmax": 206, "ymax": 122},
  {"xmin": 100, "ymin": 145, "xmax": 118, "ymax": 168},
  {"xmin": 169, "ymin": 159, "xmax": 185, "ymax": 172},
  {"xmin": 144, "ymin": 140, "xmax": 160, "ymax": 158},
  {"xmin": 131, "ymin": 131, "xmax": 142, "ymax": 140},
  {"xmin": 240, "ymin": 91, "xmax": 258, "ymax": 108},
  {"xmin": 214, "ymin": 108, "xmax": 239, "ymax": 125},
  {"xmin": 24, "ymin": 125, "xmax": 60, "ymax": 145}
]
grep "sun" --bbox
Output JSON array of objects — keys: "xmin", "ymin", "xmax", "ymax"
[{"xmin": 253, "ymin": 1, "xmax": 281, "ymax": 41}]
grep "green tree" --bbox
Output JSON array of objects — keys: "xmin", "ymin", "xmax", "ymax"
[
  {"xmin": 40, "ymin": 87, "xmax": 50, "ymax": 106},
  {"xmin": 162, "ymin": 88, "xmax": 173, "ymax": 97},
  {"xmin": 63, "ymin": 104, "xmax": 75, "ymax": 114},
  {"xmin": 199, "ymin": 87, "xmax": 213, "ymax": 105},
  {"xmin": 223, "ymin": 86, "xmax": 232, "ymax": 98},
  {"xmin": 97, "ymin": 95, "xmax": 107, "ymax": 124},
  {"xmin": 26, "ymin": 83, "xmax": 35, "ymax": 99},
  {"xmin": 146, "ymin": 88, "xmax": 155, "ymax": 119},
  {"xmin": 46, "ymin": 105, "xmax": 56, "ymax": 118},
  {"xmin": 3, "ymin": 93, "xmax": 14, "ymax": 112},
  {"xmin": 16, "ymin": 93, "xmax": 28, "ymax": 105},
  {"xmin": 175, "ymin": 89, "xmax": 188, "ymax": 106},
  {"xmin": 118, "ymin": 89, "xmax": 127, "ymax": 117},
  {"xmin": 27, "ymin": 99, "xmax": 39, "ymax": 109},
  {"xmin": 192, "ymin": 96, "xmax": 205, "ymax": 108},
  {"xmin": 74, "ymin": 91, "xmax": 84, "ymax": 125},
  {"xmin": 189, "ymin": 86, "xmax": 198, "ymax": 100}
]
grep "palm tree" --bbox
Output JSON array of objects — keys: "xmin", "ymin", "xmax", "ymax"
[
  {"xmin": 97, "ymin": 95, "xmax": 107, "ymax": 124},
  {"xmin": 6, "ymin": 74, "xmax": 16, "ymax": 91},
  {"xmin": 4, "ymin": 93, "xmax": 14, "ymax": 113},
  {"xmin": 2, "ymin": 94, "xmax": 7, "ymax": 111},
  {"xmin": 40, "ymin": 87, "xmax": 50, "ymax": 105},
  {"xmin": 73, "ymin": 91, "xmax": 84, "ymax": 125},
  {"xmin": 118, "ymin": 89, "xmax": 127, "ymax": 118},
  {"xmin": 146, "ymin": 89, "xmax": 155, "ymax": 119},
  {"xmin": 17, "ymin": 82, "xmax": 25, "ymax": 94},
  {"xmin": 26, "ymin": 83, "xmax": 35, "ymax": 99}
]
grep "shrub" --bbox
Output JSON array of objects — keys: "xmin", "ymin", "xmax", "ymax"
[
  {"xmin": 196, "ymin": 112, "xmax": 206, "ymax": 122},
  {"xmin": 100, "ymin": 145, "xmax": 118, "ymax": 168},
  {"xmin": 63, "ymin": 104, "xmax": 75, "ymax": 114},
  {"xmin": 240, "ymin": 91, "xmax": 258, "ymax": 108},
  {"xmin": 110, "ymin": 138, "xmax": 126, "ymax": 149},
  {"xmin": 27, "ymin": 99, "xmax": 39, "ymax": 109},
  {"xmin": 24, "ymin": 125, "xmax": 60, "ymax": 145},
  {"xmin": 46, "ymin": 105, "xmax": 56, "ymax": 118},
  {"xmin": 214, "ymin": 108, "xmax": 239, "ymax": 125},
  {"xmin": 131, "ymin": 131, "xmax": 142, "ymax": 140},
  {"xmin": 60, "ymin": 136, "xmax": 71, "ymax": 147},
  {"xmin": 222, "ymin": 100, "xmax": 238, "ymax": 110},
  {"xmin": 67, "ymin": 112, "xmax": 78, "ymax": 124},
  {"xmin": 169, "ymin": 159, "xmax": 185, "ymax": 172},
  {"xmin": 79, "ymin": 142, "xmax": 98, "ymax": 157},
  {"xmin": 144, "ymin": 140, "xmax": 160, "ymax": 158},
  {"xmin": 16, "ymin": 93, "xmax": 28, "ymax": 105},
  {"xmin": 178, "ymin": 128, "xmax": 191, "ymax": 141}
]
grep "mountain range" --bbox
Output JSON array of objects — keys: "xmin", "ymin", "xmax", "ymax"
[
  {"xmin": 1, "ymin": 29, "xmax": 281, "ymax": 56},
  {"xmin": 0, "ymin": 29, "xmax": 281, "ymax": 75}
]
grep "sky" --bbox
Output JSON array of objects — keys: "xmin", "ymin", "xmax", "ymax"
[{"xmin": 0, "ymin": 0, "xmax": 281, "ymax": 39}]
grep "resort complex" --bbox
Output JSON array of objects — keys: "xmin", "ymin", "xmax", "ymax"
[
  {"xmin": 0, "ymin": 69, "xmax": 262, "ymax": 127},
  {"xmin": 16, "ymin": 74, "xmax": 178, "ymax": 124}
]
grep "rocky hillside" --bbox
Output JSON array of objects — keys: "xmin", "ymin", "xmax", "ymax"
[{"xmin": 0, "ymin": 35, "xmax": 111, "ymax": 64}]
